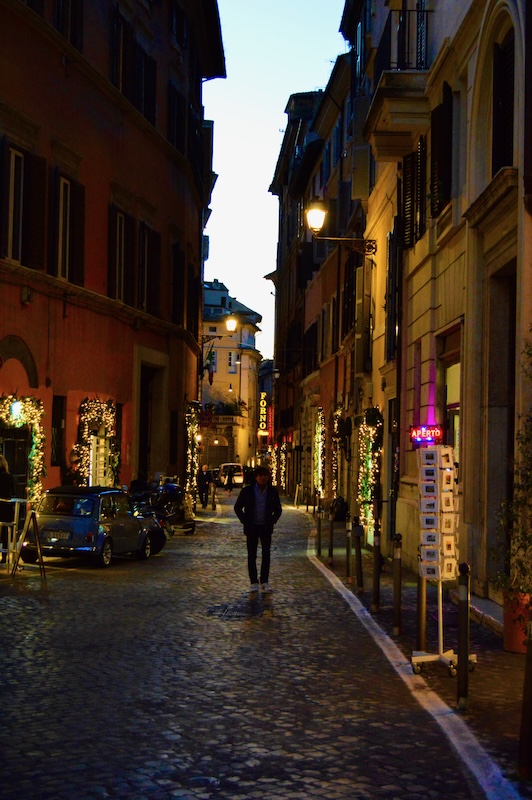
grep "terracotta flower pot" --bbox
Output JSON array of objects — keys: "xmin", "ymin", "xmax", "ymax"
[{"xmin": 503, "ymin": 592, "xmax": 531, "ymax": 654}]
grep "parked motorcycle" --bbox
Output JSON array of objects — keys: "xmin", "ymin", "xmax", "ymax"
[{"xmin": 130, "ymin": 481, "xmax": 185, "ymax": 535}]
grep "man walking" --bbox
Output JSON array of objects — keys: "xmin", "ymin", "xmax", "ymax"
[
  {"xmin": 197, "ymin": 464, "xmax": 213, "ymax": 509},
  {"xmin": 234, "ymin": 466, "xmax": 282, "ymax": 593}
]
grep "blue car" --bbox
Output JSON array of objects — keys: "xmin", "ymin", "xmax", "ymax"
[{"xmin": 20, "ymin": 486, "xmax": 167, "ymax": 568}]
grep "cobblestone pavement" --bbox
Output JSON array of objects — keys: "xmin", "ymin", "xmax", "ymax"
[{"xmin": 0, "ymin": 495, "xmax": 528, "ymax": 800}]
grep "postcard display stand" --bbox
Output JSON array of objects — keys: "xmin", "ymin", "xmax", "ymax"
[{"xmin": 411, "ymin": 445, "xmax": 476, "ymax": 675}]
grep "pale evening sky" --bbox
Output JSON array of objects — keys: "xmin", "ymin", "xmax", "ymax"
[{"xmin": 202, "ymin": 0, "xmax": 348, "ymax": 360}]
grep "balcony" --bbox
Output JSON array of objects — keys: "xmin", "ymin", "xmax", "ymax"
[{"xmin": 364, "ymin": 8, "xmax": 432, "ymax": 162}]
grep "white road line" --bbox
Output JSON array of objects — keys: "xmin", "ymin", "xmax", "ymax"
[{"xmin": 307, "ymin": 541, "xmax": 523, "ymax": 800}]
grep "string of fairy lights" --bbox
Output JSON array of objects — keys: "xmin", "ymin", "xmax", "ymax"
[
  {"xmin": 77, "ymin": 398, "xmax": 118, "ymax": 486},
  {"xmin": 185, "ymin": 403, "xmax": 201, "ymax": 497},
  {"xmin": 313, "ymin": 407, "xmax": 326, "ymax": 498},
  {"xmin": 357, "ymin": 409, "xmax": 383, "ymax": 533},
  {"xmin": 0, "ymin": 394, "xmax": 46, "ymax": 504}
]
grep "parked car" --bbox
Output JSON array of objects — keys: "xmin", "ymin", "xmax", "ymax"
[
  {"xmin": 217, "ymin": 463, "xmax": 244, "ymax": 487},
  {"xmin": 20, "ymin": 486, "xmax": 168, "ymax": 568}
]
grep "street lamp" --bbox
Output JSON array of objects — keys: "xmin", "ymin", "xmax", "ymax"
[{"xmin": 305, "ymin": 197, "xmax": 377, "ymax": 256}]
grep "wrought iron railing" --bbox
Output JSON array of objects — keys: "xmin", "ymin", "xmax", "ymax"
[{"xmin": 374, "ymin": 6, "xmax": 432, "ymax": 89}]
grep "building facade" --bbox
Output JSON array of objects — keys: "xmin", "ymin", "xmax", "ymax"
[
  {"xmin": 200, "ymin": 280, "xmax": 262, "ymax": 469},
  {"xmin": 0, "ymin": 0, "xmax": 225, "ymax": 501},
  {"xmin": 271, "ymin": 0, "xmax": 531, "ymax": 599}
]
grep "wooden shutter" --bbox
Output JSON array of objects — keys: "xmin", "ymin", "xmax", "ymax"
[
  {"xmin": 0, "ymin": 138, "xmax": 8, "ymax": 258},
  {"xmin": 123, "ymin": 213, "xmax": 136, "ymax": 307},
  {"xmin": 402, "ymin": 152, "xmax": 415, "ymax": 249},
  {"xmin": 354, "ymin": 260, "xmax": 372, "ymax": 375},
  {"xmin": 171, "ymin": 243, "xmax": 185, "ymax": 325},
  {"xmin": 146, "ymin": 230, "xmax": 161, "ymax": 316},
  {"xmin": 69, "ymin": 178, "xmax": 85, "ymax": 286},
  {"xmin": 21, "ymin": 152, "xmax": 47, "ymax": 271}
]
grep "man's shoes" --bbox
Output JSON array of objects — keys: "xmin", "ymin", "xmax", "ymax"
[
  {"xmin": 261, "ymin": 582, "xmax": 272, "ymax": 593},
  {"xmin": 249, "ymin": 583, "xmax": 259, "ymax": 593}
]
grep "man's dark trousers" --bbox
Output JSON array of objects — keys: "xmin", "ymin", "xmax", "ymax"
[{"xmin": 246, "ymin": 525, "xmax": 272, "ymax": 584}]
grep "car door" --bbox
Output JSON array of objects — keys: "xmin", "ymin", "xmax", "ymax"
[{"xmin": 113, "ymin": 492, "xmax": 140, "ymax": 553}]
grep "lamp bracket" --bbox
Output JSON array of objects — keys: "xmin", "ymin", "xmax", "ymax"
[{"xmin": 313, "ymin": 235, "xmax": 377, "ymax": 256}]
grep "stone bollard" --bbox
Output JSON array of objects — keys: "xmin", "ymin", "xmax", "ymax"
[{"xmin": 393, "ymin": 533, "xmax": 402, "ymax": 636}]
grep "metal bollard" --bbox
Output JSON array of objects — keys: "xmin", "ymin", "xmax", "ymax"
[
  {"xmin": 393, "ymin": 533, "xmax": 402, "ymax": 636},
  {"xmin": 372, "ymin": 519, "xmax": 381, "ymax": 612},
  {"xmin": 519, "ymin": 621, "xmax": 532, "ymax": 778},
  {"xmin": 353, "ymin": 516, "xmax": 364, "ymax": 595},
  {"xmin": 345, "ymin": 512, "xmax": 352, "ymax": 582},
  {"xmin": 211, "ymin": 484, "xmax": 216, "ymax": 511},
  {"xmin": 457, "ymin": 563, "xmax": 471, "ymax": 712},
  {"xmin": 328, "ymin": 511, "xmax": 334, "ymax": 564},
  {"xmin": 316, "ymin": 505, "xmax": 323, "ymax": 557}
]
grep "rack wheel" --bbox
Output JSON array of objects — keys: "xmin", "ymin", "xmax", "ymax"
[
  {"xmin": 468, "ymin": 662, "xmax": 475, "ymax": 672},
  {"xmin": 412, "ymin": 663, "xmax": 423, "ymax": 674},
  {"xmin": 448, "ymin": 664, "xmax": 457, "ymax": 677}
]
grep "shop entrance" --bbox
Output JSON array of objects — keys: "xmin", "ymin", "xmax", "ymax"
[{"xmin": 0, "ymin": 424, "xmax": 30, "ymax": 497}]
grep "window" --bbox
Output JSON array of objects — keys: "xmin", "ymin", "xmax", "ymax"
[
  {"xmin": 492, "ymin": 29, "xmax": 514, "ymax": 176},
  {"xmin": 228, "ymin": 352, "xmax": 238, "ymax": 374},
  {"xmin": 108, "ymin": 204, "xmax": 135, "ymax": 305},
  {"xmin": 0, "ymin": 142, "xmax": 46, "ymax": 269},
  {"xmin": 50, "ymin": 169, "xmax": 85, "ymax": 285},
  {"xmin": 168, "ymin": 84, "xmax": 186, "ymax": 153},
  {"xmin": 55, "ymin": 0, "xmax": 83, "ymax": 51},
  {"xmin": 112, "ymin": 11, "xmax": 156, "ymax": 125},
  {"xmin": 170, "ymin": 2, "xmax": 188, "ymax": 49}
]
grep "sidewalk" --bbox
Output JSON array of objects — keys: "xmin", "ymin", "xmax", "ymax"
[{"xmin": 291, "ymin": 505, "xmax": 531, "ymax": 791}]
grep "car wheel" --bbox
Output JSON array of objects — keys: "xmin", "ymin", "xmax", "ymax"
[
  {"xmin": 137, "ymin": 533, "xmax": 151, "ymax": 560},
  {"xmin": 98, "ymin": 538, "xmax": 113, "ymax": 567},
  {"xmin": 20, "ymin": 549, "xmax": 38, "ymax": 564}
]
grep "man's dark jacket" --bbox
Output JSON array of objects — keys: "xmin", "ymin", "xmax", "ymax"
[{"xmin": 234, "ymin": 483, "xmax": 282, "ymax": 535}]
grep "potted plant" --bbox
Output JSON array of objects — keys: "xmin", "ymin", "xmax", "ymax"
[{"xmin": 493, "ymin": 338, "xmax": 532, "ymax": 653}]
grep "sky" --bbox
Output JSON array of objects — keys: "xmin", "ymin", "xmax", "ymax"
[{"xmin": 202, "ymin": 0, "xmax": 348, "ymax": 360}]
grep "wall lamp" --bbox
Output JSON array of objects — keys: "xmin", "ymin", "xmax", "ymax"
[
  {"xmin": 305, "ymin": 198, "xmax": 377, "ymax": 257},
  {"xmin": 203, "ymin": 314, "xmax": 238, "ymax": 344}
]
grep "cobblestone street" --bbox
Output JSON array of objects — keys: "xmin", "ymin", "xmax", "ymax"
[{"xmin": 0, "ymin": 496, "xmax": 527, "ymax": 799}]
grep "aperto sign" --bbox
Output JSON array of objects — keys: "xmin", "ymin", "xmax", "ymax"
[{"xmin": 409, "ymin": 424, "xmax": 444, "ymax": 444}]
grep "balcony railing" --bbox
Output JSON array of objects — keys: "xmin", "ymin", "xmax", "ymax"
[{"xmin": 374, "ymin": 7, "xmax": 432, "ymax": 89}]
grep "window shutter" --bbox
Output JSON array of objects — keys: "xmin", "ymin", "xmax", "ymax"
[
  {"xmin": 123, "ymin": 213, "xmax": 136, "ymax": 307},
  {"xmin": 71, "ymin": 0, "xmax": 84, "ymax": 51},
  {"xmin": 354, "ymin": 260, "xmax": 372, "ymax": 375},
  {"xmin": 48, "ymin": 167, "xmax": 60, "ymax": 277},
  {"xmin": 402, "ymin": 152, "xmax": 415, "ymax": 249},
  {"xmin": 430, "ymin": 83, "xmax": 452, "ymax": 217},
  {"xmin": 145, "ymin": 55, "xmax": 157, "ymax": 125},
  {"xmin": 0, "ymin": 138, "xmax": 8, "ymax": 258},
  {"xmin": 21, "ymin": 152, "xmax": 47, "ymax": 271},
  {"xmin": 108, "ymin": 204, "xmax": 118, "ymax": 299},
  {"xmin": 415, "ymin": 136, "xmax": 426, "ymax": 240},
  {"xmin": 146, "ymin": 230, "xmax": 161, "ymax": 316},
  {"xmin": 171, "ymin": 243, "xmax": 185, "ymax": 325},
  {"xmin": 69, "ymin": 178, "xmax": 85, "ymax": 286}
]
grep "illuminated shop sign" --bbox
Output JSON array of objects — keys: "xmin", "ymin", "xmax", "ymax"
[
  {"xmin": 409, "ymin": 425, "xmax": 444, "ymax": 444},
  {"xmin": 258, "ymin": 392, "xmax": 271, "ymax": 438}
]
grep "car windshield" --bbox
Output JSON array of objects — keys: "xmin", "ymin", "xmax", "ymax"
[{"xmin": 39, "ymin": 495, "xmax": 95, "ymax": 517}]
